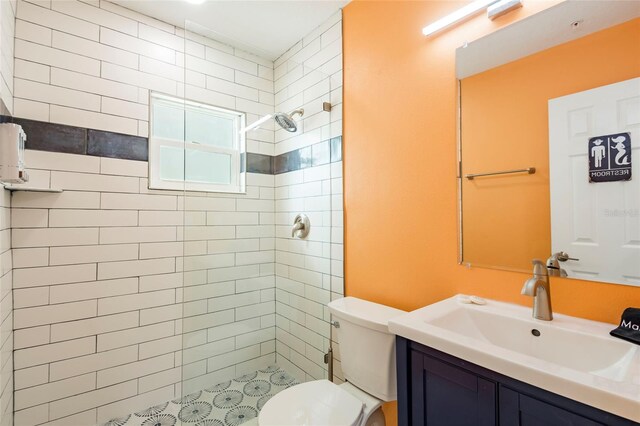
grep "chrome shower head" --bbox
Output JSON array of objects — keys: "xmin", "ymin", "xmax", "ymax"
[{"xmin": 274, "ymin": 109, "xmax": 304, "ymax": 132}]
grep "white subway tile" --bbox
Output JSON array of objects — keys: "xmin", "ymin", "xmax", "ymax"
[
  {"xmin": 16, "ymin": 1, "xmax": 99, "ymax": 41},
  {"xmin": 102, "ymin": 61, "xmax": 177, "ymax": 95},
  {"xmin": 49, "ymin": 346, "xmax": 138, "ymax": 381},
  {"xmin": 206, "ymin": 75, "xmax": 258, "ymax": 101},
  {"xmin": 101, "ymin": 96, "xmax": 148, "ymax": 121},
  {"xmin": 11, "ymin": 208, "xmax": 48, "ymax": 228},
  {"xmin": 49, "ymin": 209, "xmax": 138, "ymax": 228},
  {"xmin": 97, "ymin": 257, "xmax": 175, "ymax": 280},
  {"xmin": 25, "ymin": 150, "xmax": 100, "ymax": 174},
  {"xmin": 50, "ymin": 67, "xmax": 138, "ymax": 103},
  {"xmin": 95, "ymin": 384, "xmax": 172, "ymax": 424},
  {"xmin": 100, "ymin": 159, "xmax": 148, "ymax": 179},
  {"xmin": 138, "ymin": 366, "xmax": 181, "ymax": 394},
  {"xmin": 51, "ymin": 30, "xmax": 138, "ymax": 69},
  {"xmin": 182, "ymin": 309, "xmax": 234, "ymax": 335},
  {"xmin": 50, "ymin": 171, "xmax": 139, "ymax": 193},
  {"xmin": 139, "ymin": 241, "xmax": 183, "ymax": 259},
  {"xmin": 101, "ymin": 193, "xmax": 177, "ymax": 210},
  {"xmin": 138, "ymin": 211, "xmax": 182, "ymax": 226},
  {"xmin": 14, "ymin": 404, "xmax": 49, "ymax": 426},
  {"xmin": 235, "ymin": 71, "xmax": 272, "ymax": 92},
  {"xmin": 13, "ymin": 263, "xmax": 97, "ymax": 289},
  {"xmin": 15, "ymin": 39, "xmax": 99, "ymax": 76},
  {"xmin": 99, "ymin": 0, "xmax": 174, "ymax": 33},
  {"xmin": 49, "ymin": 243, "xmax": 138, "ymax": 266},
  {"xmin": 15, "ymin": 19, "xmax": 52, "ymax": 45},
  {"xmin": 15, "ymin": 372, "xmax": 96, "ymax": 410},
  {"xmin": 13, "ymin": 247, "xmax": 49, "ymax": 268},
  {"xmin": 205, "ymin": 47, "xmax": 257, "ymax": 75},
  {"xmin": 15, "ymin": 336, "xmax": 96, "ymax": 369},
  {"xmin": 100, "ymin": 27, "xmax": 175, "ymax": 64},
  {"xmin": 14, "ymin": 59, "xmax": 49, "ymax": 83},
  {"xmin": 12, "ymin": 228, "xmax": 99, "ymax": 248},
  {"xmin": 49, "ymin": 380, "xmax": 136, "ymax": 421},
  {"xmin": 139, "ymin": 272, "xmax": 182, "ymax": 292},
  {"xmin": 50, "ymin": 105, "xmax": 138, "ymax": 135},
  {"xmin": 100, "ymin": 227, "xmax": 176, "ymax": 244},
  {"xmin": 14, "ymin": 325, "xmax": 50, "ymax": 350},
  {"xmin": 49, "ymin": 277, "xmax": 138, "ymax": 303},
  {"xmin": 44, "ymin": 409, "xmax": 97, "ymax": 426},
  {"xmin": 13, "ymin": 98, "xmax": 50, "ymax": 121},
  {"xmin": 50, "ymin": 311, "xmax": 138, "ymax": 342},
  {"xmin": 14, "ymin": 365, "xmax": 49, "ymax": 391},
  {"xmin": 14, "ymin": 287, "xmax": 49, "ymax": 309},
  {"xmin": 14, "ymin": 300, "xmax": 96, "ymax": 329},
  {"xmin": 15, "ymin": 78, "xmax": 100, "ymax": 111},
  {"xmin": 51, "ymin": 0, "xmax": 137, "ymax": 36},
  {"xmin": 185, "ymin": 55, "xmax": 234, "ymax": 81},
  {"xmin": 139, "ymin": 23, "xmax": 183, "ymax": 51},
  {"xmin": 97, "ymin": 353, "xmax": 174, "ymax": 389},
  {"xmin": 97, "ymin": 288, "xmax": 174, "ymax": 315},
  {"xmin": 97, "ymin": 321, "xmax": 174, "ymax": 352}
]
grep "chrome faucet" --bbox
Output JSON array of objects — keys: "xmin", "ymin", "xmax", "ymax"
[{"xmin": 521, "ymin": 259, "xmax": 553, "ymax": 321}]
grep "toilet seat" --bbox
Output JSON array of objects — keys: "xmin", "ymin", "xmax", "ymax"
[{"xmin": 259, "ymin": 380, "xmax": 364, "ymax": 426}]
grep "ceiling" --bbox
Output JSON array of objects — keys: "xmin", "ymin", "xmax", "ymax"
[{"xmin": 112, "ymin": 0, "xmax": 349, "ymax": 60}]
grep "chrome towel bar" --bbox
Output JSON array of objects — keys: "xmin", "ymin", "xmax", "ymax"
[{"xmin": 465, "ymin": 167, "xmax": 536, "ymax": 180}]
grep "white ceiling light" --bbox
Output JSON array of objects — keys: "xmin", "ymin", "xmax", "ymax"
[{"xmin": 422, "ymin": 0, "xmax": 498, "ymax": 36}]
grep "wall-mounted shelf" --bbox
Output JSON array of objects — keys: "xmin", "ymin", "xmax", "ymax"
[{"xmin": 3, "ymin": 186, "xmax": 63, "ymax": 193}]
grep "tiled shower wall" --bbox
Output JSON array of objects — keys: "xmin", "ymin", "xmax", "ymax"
[
  {"xmin": 10, "ymin": 0, "xmax": 278, "ymax": 424},
  {"xmin": 6, "ymin": 0, "xmax": 343, "ymax": 424},
  {"xmin": 272, "ymin": 12, "xmax": 345, "ymax": 383},
  {"xmin": 11, "ymin": 153, "xmax": 276, "ymax": 426},
  {"xmin": 0, "ymin": 1, "xmax": 15, "ymax": 426}
]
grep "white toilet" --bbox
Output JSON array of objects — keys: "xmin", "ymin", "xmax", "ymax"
[{"xmin": 258, "ymin": 297, "xmax": 405, "ymax": 426}]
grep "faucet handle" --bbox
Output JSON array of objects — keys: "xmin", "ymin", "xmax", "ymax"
[
  {"xmin": 531, "ymin": 259, "xmax": 547, "ymax": 276},
  {"xmin": 555, "ymin": 251, "xmax": 579, "ymax": 262}
]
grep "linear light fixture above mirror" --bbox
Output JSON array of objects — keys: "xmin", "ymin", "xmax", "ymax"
[{"xmin": 422, "ymin": 0, "xmax": 522, "ymax": 36}]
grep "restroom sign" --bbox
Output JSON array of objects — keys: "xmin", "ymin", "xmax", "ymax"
[{"xmin": 588, "ymin": 132, "xmax": 632, "ymax": 183}]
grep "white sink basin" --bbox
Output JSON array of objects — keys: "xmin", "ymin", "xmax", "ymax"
[{"xmin": 388, "ymin": 296, "xmax": 640, "ymax": 422}]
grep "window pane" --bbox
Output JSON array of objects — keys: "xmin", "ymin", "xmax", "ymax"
[
  {"xmin": 185, "ymin": 109, "xmax": 234, "ymax": 149},
  {"xmin": 160, "ymin": 145, "xmax": 184, "ymax": 181},
  {"xmin": 185, "ymin": 149, "xmax": 231, "ymax": 185},
  {"xmin": 153, "ymin": 102, "xmax": 184, "ymax": 140}
]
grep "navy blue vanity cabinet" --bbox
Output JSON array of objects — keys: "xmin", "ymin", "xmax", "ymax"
[{"xmin": 396, "ymin": 337, "xmax": 639, "ymax": 426}]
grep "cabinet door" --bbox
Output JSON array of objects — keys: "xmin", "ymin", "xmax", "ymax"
[
  {"xmin": 500, "ymin": 387, "xmax": 604, "ymax": 426},
  {"xmin": 411, "ymin": 350, "xmax": 497, "ymax": 426}
]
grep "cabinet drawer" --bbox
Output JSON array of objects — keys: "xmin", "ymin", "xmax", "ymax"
[
  {"xmin": 411, "ymin": 350, "xmax": 497, "ymax": 426},
  {"xmin": 500, "ymin": 386, "xmax": 603, "ymax": 426}
]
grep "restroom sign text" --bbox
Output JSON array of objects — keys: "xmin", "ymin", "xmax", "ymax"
[{"xmin": 588, "ymin": 132, "xmax": 632, "ymax": 183}]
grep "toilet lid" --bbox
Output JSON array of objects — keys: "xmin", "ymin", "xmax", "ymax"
[{"xmin": 259, "ymin": 380, "xmax": 364, "ymax": 426}]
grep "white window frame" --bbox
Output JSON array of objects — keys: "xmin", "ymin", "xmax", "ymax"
[{"xmin": 149, "ymin": 92, "xmax": 246, "ymax": 193}]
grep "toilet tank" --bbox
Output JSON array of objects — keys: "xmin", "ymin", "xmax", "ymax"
[{"xmin": 328, "ymin": 297, "xmax": 405, "ymax": 402}]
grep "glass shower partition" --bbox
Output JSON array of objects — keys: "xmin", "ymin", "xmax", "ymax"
[{"xmin": 175, "ymin": 16, "xmax": 344, "ymax": 426}]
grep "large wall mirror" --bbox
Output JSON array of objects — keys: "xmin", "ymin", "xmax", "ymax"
[{"xmin": 457, "ymin": 1, "xmax": 640, "ymax": 286}]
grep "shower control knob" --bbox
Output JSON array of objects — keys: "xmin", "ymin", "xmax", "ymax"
[{"xmin": 291, "ymin": 214, "xmax": 310, "ymax": 238}]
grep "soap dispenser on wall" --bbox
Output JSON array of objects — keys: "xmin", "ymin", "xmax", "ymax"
[{"xmin": 0, "ymin": 123, "xmax": 28, "ymax": 184}]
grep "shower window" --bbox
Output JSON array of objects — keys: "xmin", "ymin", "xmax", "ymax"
[{"xmin": 149, "ymin": 92, "xmax": 246, "ymax": 193}]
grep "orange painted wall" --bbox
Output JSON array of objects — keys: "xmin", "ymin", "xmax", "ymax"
[
  {"xmin": 461, "ymin": 19, "xmax": 640, "ymax": 271},
  {"xmin": 342, "ymin": 2, "xmax": 640, "ymax": 424}
]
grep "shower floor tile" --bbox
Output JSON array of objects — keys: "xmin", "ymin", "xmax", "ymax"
[{"xmin": 104, "ymin": 365, "xmax": 299, "ymax": 426}]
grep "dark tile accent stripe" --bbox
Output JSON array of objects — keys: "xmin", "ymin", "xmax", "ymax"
[
  {"xmin": 87, "ymin": 129, "xmax": 148, "ymax": 161},
  {"xmin": 14, "ymin": 118, "xmax": 87, "ymax": 155},
  {"xmin": 274, "ymin": 149, "xmax": 301, "ymax": 174},
  {"xmin": 246, "ymin": 153, "xmax": 273, "ymax": 174},
  {"xmin": 0, "ymin": 116, "xmax": 342, "ymax": 174},
  {"xmin": 274, "ymin": 136, "xmax": 342, "ymax": 175}
]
